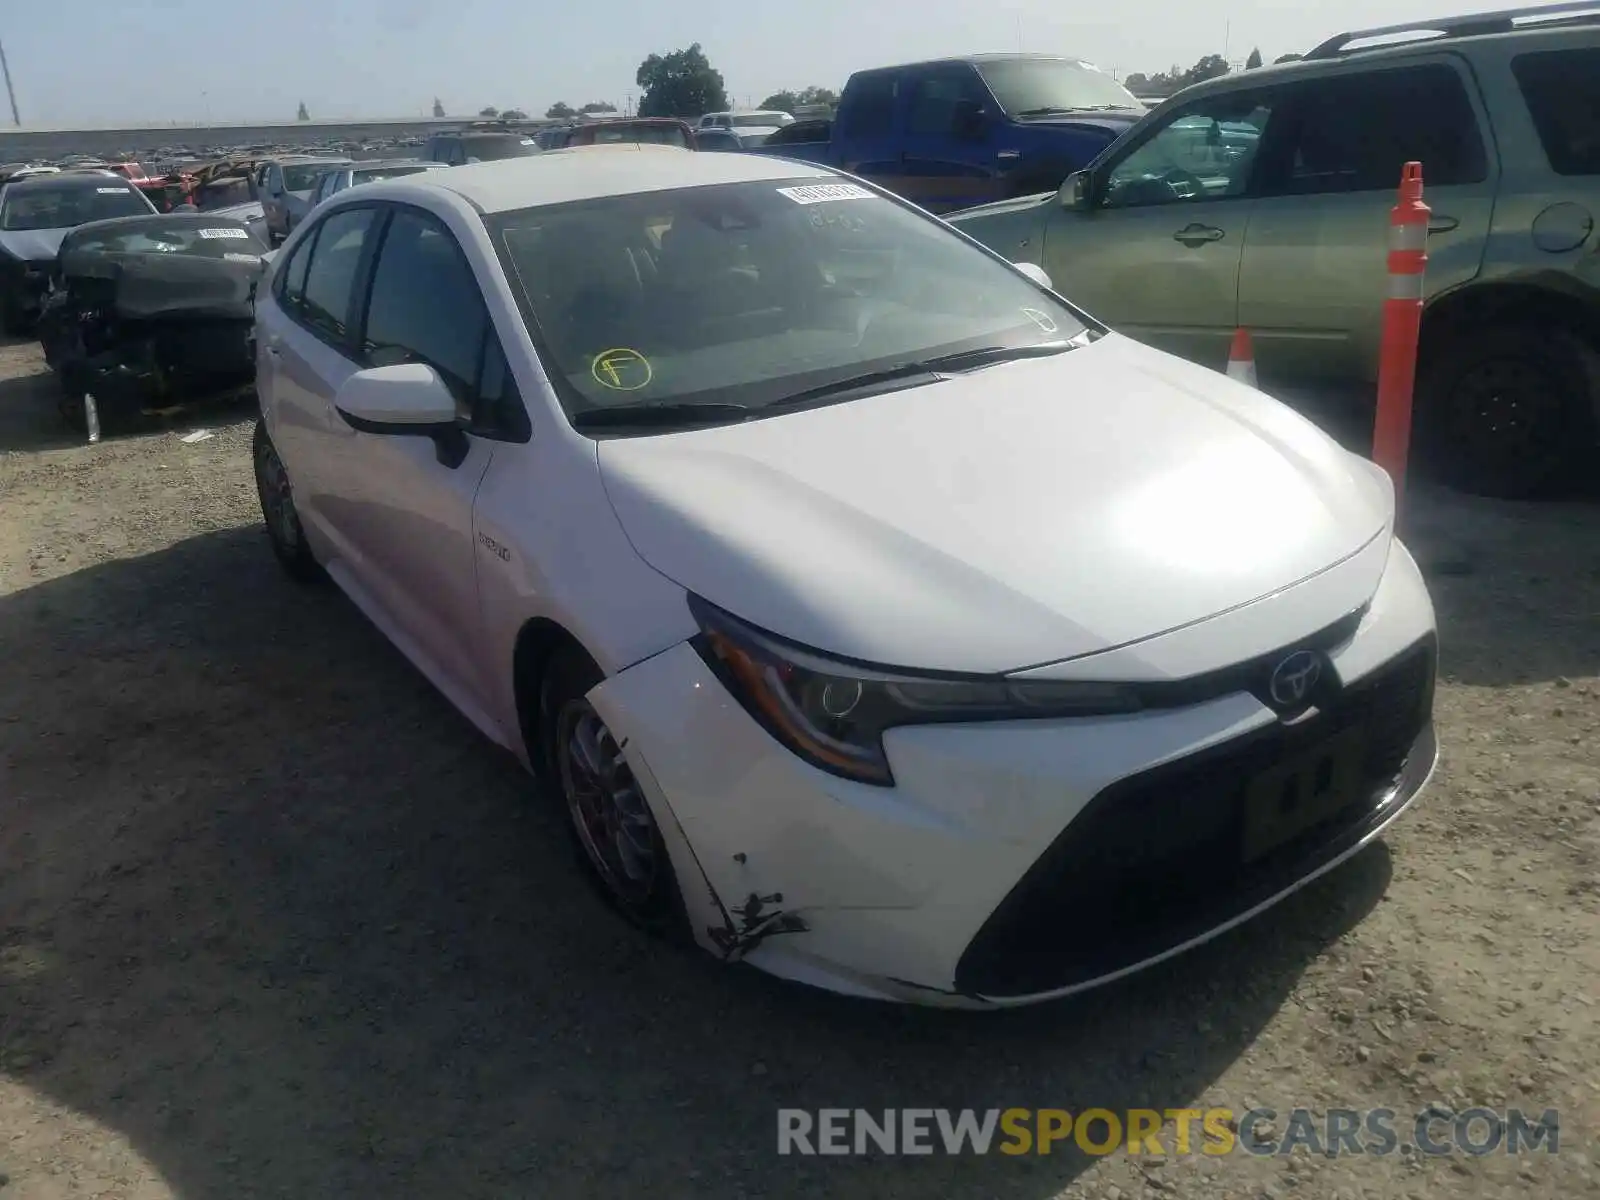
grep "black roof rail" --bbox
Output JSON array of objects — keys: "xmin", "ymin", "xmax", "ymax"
[{"xmin": 1303, "ymin": 0, "xmax": 1600, "ymax": 58}]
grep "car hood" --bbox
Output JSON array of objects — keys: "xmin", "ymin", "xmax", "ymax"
[
  {"xmin": 598, "ymin": 334, "xmax": 1393, "ymax": 675},
  {"xmin": 1017, "ymin": 111, "xmax": 1143, "ymax": 140},
  {"xmin": 0, "ymin": 227, "xmax": 70, "ymax": 261}
]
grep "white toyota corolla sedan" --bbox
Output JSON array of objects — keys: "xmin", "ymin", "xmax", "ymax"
[{"xmin": 252, "ymin": 145, "xmax": 1438, "ymax": 1008}]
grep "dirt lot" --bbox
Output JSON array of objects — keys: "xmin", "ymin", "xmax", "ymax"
[{"xmin": 0, "ymin": 333, "xmax": 1596, "ymax": 1200}]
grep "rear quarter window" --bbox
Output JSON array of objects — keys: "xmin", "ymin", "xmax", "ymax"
[{"xmin": 1512, "ymin": 49, "xmax": 1600, "ymax": 176}]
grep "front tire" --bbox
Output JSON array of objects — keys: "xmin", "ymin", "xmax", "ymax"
[
  {"xmin": 252, "ymin": 419, "xmax": 321, "ymax": 582},
  {"xmin": 0, "ymin": 289, "xmax": 25, "ymax": 337},
  {"xmin": 1417, "ymin": 324, "xmax": 1599, "ymax": 499},
  {"xmin": 540, "ymin": 647, "xmax": 688, "ymax": 937}
]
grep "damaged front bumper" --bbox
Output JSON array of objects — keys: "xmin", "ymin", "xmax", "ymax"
[
  {"xmin": 585, "ymin": 541, "xmax": 1440, "ymax": 1008},
  {"xmin": 40, "ymin": 296, "xmax": 255, "ymax": 418}
]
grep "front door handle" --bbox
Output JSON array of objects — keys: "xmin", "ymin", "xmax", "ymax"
[
  {"xmin": 1174, "ymin": 223, "xmax": 1226, "ymax": 246},
  {"xmin": 1428, "ymin": 214, "xmax": 1460, "ymax": 234}
]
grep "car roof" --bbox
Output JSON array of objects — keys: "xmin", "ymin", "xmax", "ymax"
[
  {"xmin": 857, "ymin": 52, "xmax": 1097, "ymax": 74},
  {"xmin": 1167, "ymin": 11, "xmax": 1599, "ymax": 102},
  {"xmin": 351, "ymin": 159, "xmax": 437, "ymax": 171},
  {"xmin": 356, "ymin": 145, "xmax": 835, "ymax": 213}
]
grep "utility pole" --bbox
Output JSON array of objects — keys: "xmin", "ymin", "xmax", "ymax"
[{"xmin": 0, "ymin": 39, "xmax": 20, "ymax": 127}]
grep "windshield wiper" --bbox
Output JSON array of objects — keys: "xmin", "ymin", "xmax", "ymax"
[
  {"xmin": 571, "ymin": 343, "xmax": 1079, "ymax": 429},
  {"xmin": 570, "ymin": 401, "xmax": 752, "ymax": 430},
  {"xmin": 773, "ymin": 341, "xmax": 1076, "ymax": 408},
  {"xmin": 1015, "ymin": 104, "xmax": 1135, "ymax": 116}
]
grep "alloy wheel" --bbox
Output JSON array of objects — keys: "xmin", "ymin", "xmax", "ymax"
[{"xmin": 555, "ymin": 700, "xmax": 660, "ymax": 909}]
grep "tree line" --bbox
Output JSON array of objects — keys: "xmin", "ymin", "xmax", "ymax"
[{"xmin": 1124, "ymin": 48, "xmax": 1302, "ymax": 96}]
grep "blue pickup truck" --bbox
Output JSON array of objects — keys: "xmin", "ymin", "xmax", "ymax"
[{"xmin": 756, "ymin": 54, "xmax": 1147, "ymax": 212}]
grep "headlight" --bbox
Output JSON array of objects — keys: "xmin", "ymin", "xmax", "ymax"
[{"xmin": 688, "ymin": 596, "xmax": 1142, "ymax": 787}]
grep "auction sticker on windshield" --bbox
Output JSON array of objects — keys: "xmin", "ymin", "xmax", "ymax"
[
  {"xmin": 96, "ymin": 187, "xmax": 129, "ymax": 194},
  {"xmin": 777, "ymin": 183, "xmax": 876, "ymax": 205},
  {"xmin": 198, "ymin": 227, "xmax": 250, "ymax": 240},
  {"xmin": 591, "ymin": 348, "xmax": 653, "ymax": 391}
]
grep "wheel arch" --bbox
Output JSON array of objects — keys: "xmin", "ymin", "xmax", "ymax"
[
  {"xmin": 511, "ymin": 616, "xmax": 599, "ymax": 777},
  {"xmin": 1422, "ymin": 277, "xmax": 1600, "ymax": 417},
  {"xmin": 1421, "ymin": 277, "xmax": 1600, "ymax": 433}
]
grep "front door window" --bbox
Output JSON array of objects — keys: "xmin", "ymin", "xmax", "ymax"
[{"xmin": 1103, "ymin": 95, "xmax": 1275, "ymax": 208}]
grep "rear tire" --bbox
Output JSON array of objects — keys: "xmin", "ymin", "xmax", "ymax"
[
  {"xmin": 1417, "ymin": 324, "xmax": 1598, "ymax": 499},
  {"xmin": 0, "ymin": 291, "xmax": 25, "ymax": 337},
  {"xmin": 252, "ymin": 419, "xmax": 322, "ymax": 582},
  {"xmin": 539, "ymin": 646, "xmax": 689, "ymax": 939}
]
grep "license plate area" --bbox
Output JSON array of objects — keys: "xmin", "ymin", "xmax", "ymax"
[{"xmin": 1241, "ymin": 725, "xmax": 1368, "ymax": 862}]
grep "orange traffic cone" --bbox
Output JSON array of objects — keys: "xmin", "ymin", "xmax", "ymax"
[{"xmin": 1226, "ymin": 328, "xmax": 1258, "ymax": 389}]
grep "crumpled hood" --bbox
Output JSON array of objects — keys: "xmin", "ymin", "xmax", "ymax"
[
  {"xmin": 599, "ymin": 334, "xmax": 1392, "ymax": 674},
  {"xmin": 0, "ymin": 227, "xmax": 69, "ymax": 262}
]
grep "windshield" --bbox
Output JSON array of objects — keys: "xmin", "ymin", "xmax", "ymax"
[
  {"xmin": 0, "ymin": 185, "xmax": 151, "ymax": 231},
  {"xmin": 489, "ymin": 177, "xmax": 1088, "ymax": 426},
  {"xmin": 463, "ymin": 135, "xmax": 540, "ymax": 161},
  {"xmin": 66, "ymin": 221, "xmax": 268, "ymax": 258},
  {"xmin": 977, "ymin": 59, "xmax": 1142, "ymax": 115},
  {"xmin": 352, "ymin": 165, "xmax": 432, "ymax": 184},
  {"xmin": 733, "ymin": 113, "xmax": 784, "ymax": 128},
  {"xmin": 284, "ymin": 162, "xmax": 347, "ymax": 190}
]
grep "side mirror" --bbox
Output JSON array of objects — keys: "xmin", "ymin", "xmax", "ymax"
[
  {"xmin": 1012, "ymin": 261, "xmax": 1053, "ymax": 290},
  {"xmin": 1059, "ymin": 169, "xmax": 1095, "ymax": 211},
  {"xmin": 334, "ymin": 363, "xmax": 470, "ymax": 467}
]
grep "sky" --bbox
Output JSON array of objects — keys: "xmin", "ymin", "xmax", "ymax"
[{"xmin": 3, "ymin": 0, "xmax": 1515, "ymax": 127}]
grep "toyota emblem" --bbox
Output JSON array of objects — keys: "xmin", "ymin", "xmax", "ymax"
[{"xmin": 1268, "ymin": 650, "xmax": 1323, "ymax": 710}]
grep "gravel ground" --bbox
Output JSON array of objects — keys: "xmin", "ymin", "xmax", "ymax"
[{"xmin": 0, "ymin": 334, "xmax": 1596, "ymax": 1200}]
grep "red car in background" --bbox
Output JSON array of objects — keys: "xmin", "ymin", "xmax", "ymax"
[{"xmin": 98, "ymin": 161, "xmax": 199, "ymax": 211}]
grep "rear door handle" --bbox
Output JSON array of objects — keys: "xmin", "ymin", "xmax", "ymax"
[
  {"xmin": 1174, "ymin": 223, "xmax": 1226, "ymax": 246},
  {"xmin": 1428, "ymin": 214, "xmax": 1460, "ymax": 234}
]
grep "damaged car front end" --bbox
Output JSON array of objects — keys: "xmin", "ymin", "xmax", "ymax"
[{"xmin": 37, "ymin": 214, "xmax": 267, "ymax": 433}]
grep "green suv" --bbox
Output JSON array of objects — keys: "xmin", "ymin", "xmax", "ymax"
[{"xmin": 947, "ymin": 2, "xmax": 1600, "ymax": 498}]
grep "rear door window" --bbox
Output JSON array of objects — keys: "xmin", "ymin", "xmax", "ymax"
[
  {"xmin": 1262, "ymin": 64, "xmax": 1487, "ymax": 195},
  {"xmin": 838, "ymin": 72, "xmax": 898, "ymax": 139},
  {"xmin": 1512, "ymin": 48, "xmax": 1600, "ymax": 176},
  {"xmin": 905, "ymin": 67, "xmax": 991, "ymax": 137}
]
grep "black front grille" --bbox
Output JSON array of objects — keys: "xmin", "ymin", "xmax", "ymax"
[{"xmin": 954, "ymin": 636, "xmax": 1436, "ymax": 998}]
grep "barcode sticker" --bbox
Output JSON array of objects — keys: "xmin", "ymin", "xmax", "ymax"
[
  {"xmin": 96, "ymin": 187, "xmax": 129, "ymax": 194},
  {"xmin": 776, "ymin": 183, "xmax": 876, "ymax": 205},
  {"xmin": 198, "ymin": 227, "xmax": 249, "ymax": 239}
]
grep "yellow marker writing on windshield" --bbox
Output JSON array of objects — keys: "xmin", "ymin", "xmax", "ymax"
[{"xmin": 591, "ymin": 347, "xmax": 653, "ymax": 391}]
